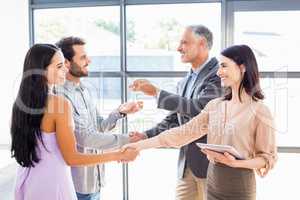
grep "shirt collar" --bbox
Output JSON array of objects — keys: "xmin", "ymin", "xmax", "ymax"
[{"xmin": 64, "ymin": 79, "xmax": 85, "ymax": 92}]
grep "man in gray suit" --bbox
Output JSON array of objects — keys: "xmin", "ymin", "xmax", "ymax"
[
  {"xmin": 130, "ymin": 25, "xmax": 221, "ymax": 200},
  {"xmin": 56, "ymin": 36, "xmax": 142, "ymax": 200}
]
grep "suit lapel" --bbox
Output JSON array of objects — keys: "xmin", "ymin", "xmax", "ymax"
[
  {"xmin": 188, "ymin": 57, "xmax": 218, "ymax": 98},
  {"xmin": 179, "ymin": 75, "xmax": 190, "ymax": 96}
]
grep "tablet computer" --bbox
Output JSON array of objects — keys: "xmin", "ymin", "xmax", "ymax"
[{"xmin": 196, "ymin": 143, "xmax": 244, "ymax": 160}]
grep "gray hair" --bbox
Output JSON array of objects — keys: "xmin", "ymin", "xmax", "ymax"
[{"xmin": 187, "ymin": 25, "xmax": 213, "ymax": 50}]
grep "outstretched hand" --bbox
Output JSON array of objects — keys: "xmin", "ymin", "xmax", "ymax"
[
  {"xmin": 129, "ymin": 79, "xmax": 159, "ymax": 96},
  {"xmin": 122, "ymin": 142, "xmax": 141, "ymax": 152},
  {"xmin": 129, "ymin": 131, "xmax": 147, "ymax": 143},
  {"xmin": 118, "ymin": 147, "xmax": 139, "ymax": 163},
  {"xmin": 118, "ymin": 101, "xmax": 144, "ymax": 115}
]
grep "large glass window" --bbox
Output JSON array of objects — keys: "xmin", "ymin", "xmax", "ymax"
[
  {"xmin": 34, "ymin": 6, "xmax": 120, "ymax": 72},
  {"xmin": 82, "ymin": 77, "xmax": 123, "ymax": 132},
  {"xmin": 232, "ymin": 3, "xmax": 300, "ymax": 199},
  {"xmin": 124, "ymin": 2, "xmax": 222, "ymax": 189},
  {"xmin": 127, "ymin": 77, "xmax": 180, "ymax": 200},
  {"xmin": 81, "ymin": 77, "xmax": 123, "ymax": 199},
  {"xmin": 21, "ymin": 1, "xmax": 300, "ymax": 200},
  {"xmin": 234, "ymin": 11, "xmax": 300, "ymax": 72},
  {"xmin": 233, "ymin": 9, "xmax": 300, "ymax": 147},
  {"xmin": 32, "ymin": 2, "xmax": 221, "ymax": 200},
  {"xmin": 261, "ymin": 78, "xmax": 300, "ymax": 147},
  {"xmin": 127, "ymin": 77, "xmax": 180, "ymax": 131},
  {"xmin": 126, "ymin": 3, "xmax": 221, "ymax": 71},
  {"xmin": 256, "ymin": 153, "xmax": 300, "ymax": 199}
]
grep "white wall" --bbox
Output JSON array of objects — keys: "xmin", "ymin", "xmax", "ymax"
[{"xmin": 0, "ymin": 0, "xmax": 29, "ymax": 144}]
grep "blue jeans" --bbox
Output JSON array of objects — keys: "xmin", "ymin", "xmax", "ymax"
[{"xmin": 76, "ymin": 192, "xmax": 100, "ymax": 200}]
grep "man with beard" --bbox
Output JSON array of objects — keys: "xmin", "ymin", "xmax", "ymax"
[{"xmin": 55, "ymin": 36, "xmax": 142, "ymax": 200}]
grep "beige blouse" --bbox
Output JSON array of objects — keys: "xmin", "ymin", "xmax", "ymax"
[{"xmin": 136, "ymin": 97, "xmax": 277, "ymax": 175}]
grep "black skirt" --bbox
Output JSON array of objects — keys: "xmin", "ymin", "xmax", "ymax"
[{"xmin": 207, "ymin": 162, "xmax": 256, "ymax": 200}]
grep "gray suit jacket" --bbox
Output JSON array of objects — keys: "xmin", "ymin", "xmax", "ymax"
[{"xmin": 145, "ymin": 57, "xmax": 221, "ymax": 179}]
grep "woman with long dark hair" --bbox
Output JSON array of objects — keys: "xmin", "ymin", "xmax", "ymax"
[
  {"xmin": 124, "ymin": 45, "xmax": 277, "ymax": 200},
  {"xmin": 11, "ymin": 44, "xmax": 138, "ymax": 200}
]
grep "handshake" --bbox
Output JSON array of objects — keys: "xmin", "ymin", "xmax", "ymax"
[{"xmin": 116, "ymin": 131, "xmax": 147, "ymax": 163}]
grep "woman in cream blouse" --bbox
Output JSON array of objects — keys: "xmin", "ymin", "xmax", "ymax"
[{"xmin": 124, "ymin": 44, "xmax": 277, "ymax": 200}]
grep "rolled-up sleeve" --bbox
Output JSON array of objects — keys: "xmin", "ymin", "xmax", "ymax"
[
  {"xmin": 74, "ymin": 113, "xmax": 129, "ymax": 150},
  {"xmin": 254, "ymin": 104, "xmax": 277, "ymax": 176},
  {"xmin": 96, "ymin": 109, "xmax": 123, "ymax": 132}
]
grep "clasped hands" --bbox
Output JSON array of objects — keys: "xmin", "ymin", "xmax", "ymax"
[
  {"xmin": 117, "ymin": 142, "xmax": 142, "ymax": 163},
  {"xmin": 118, "ymin": 131, "xmax": 147, "ymax": 163}
]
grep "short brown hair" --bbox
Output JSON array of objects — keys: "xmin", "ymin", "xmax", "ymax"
[{"xmin": 55, "ymin": 36, "xmax": 85, "ymax": 61}]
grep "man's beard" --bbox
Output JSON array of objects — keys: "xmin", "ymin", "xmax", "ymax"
[{"xmin": 69, "ymin": 62, "xmax": 88, "ymax": 77}]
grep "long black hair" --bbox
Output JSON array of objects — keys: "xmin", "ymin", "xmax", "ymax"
[
  {"xmin": 221, "ymin": 44, "xmax": 264, "ymax": 102},
  {"xmin": 10, "ymin": 44, "xmax": 59, "ymax": 167}
]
